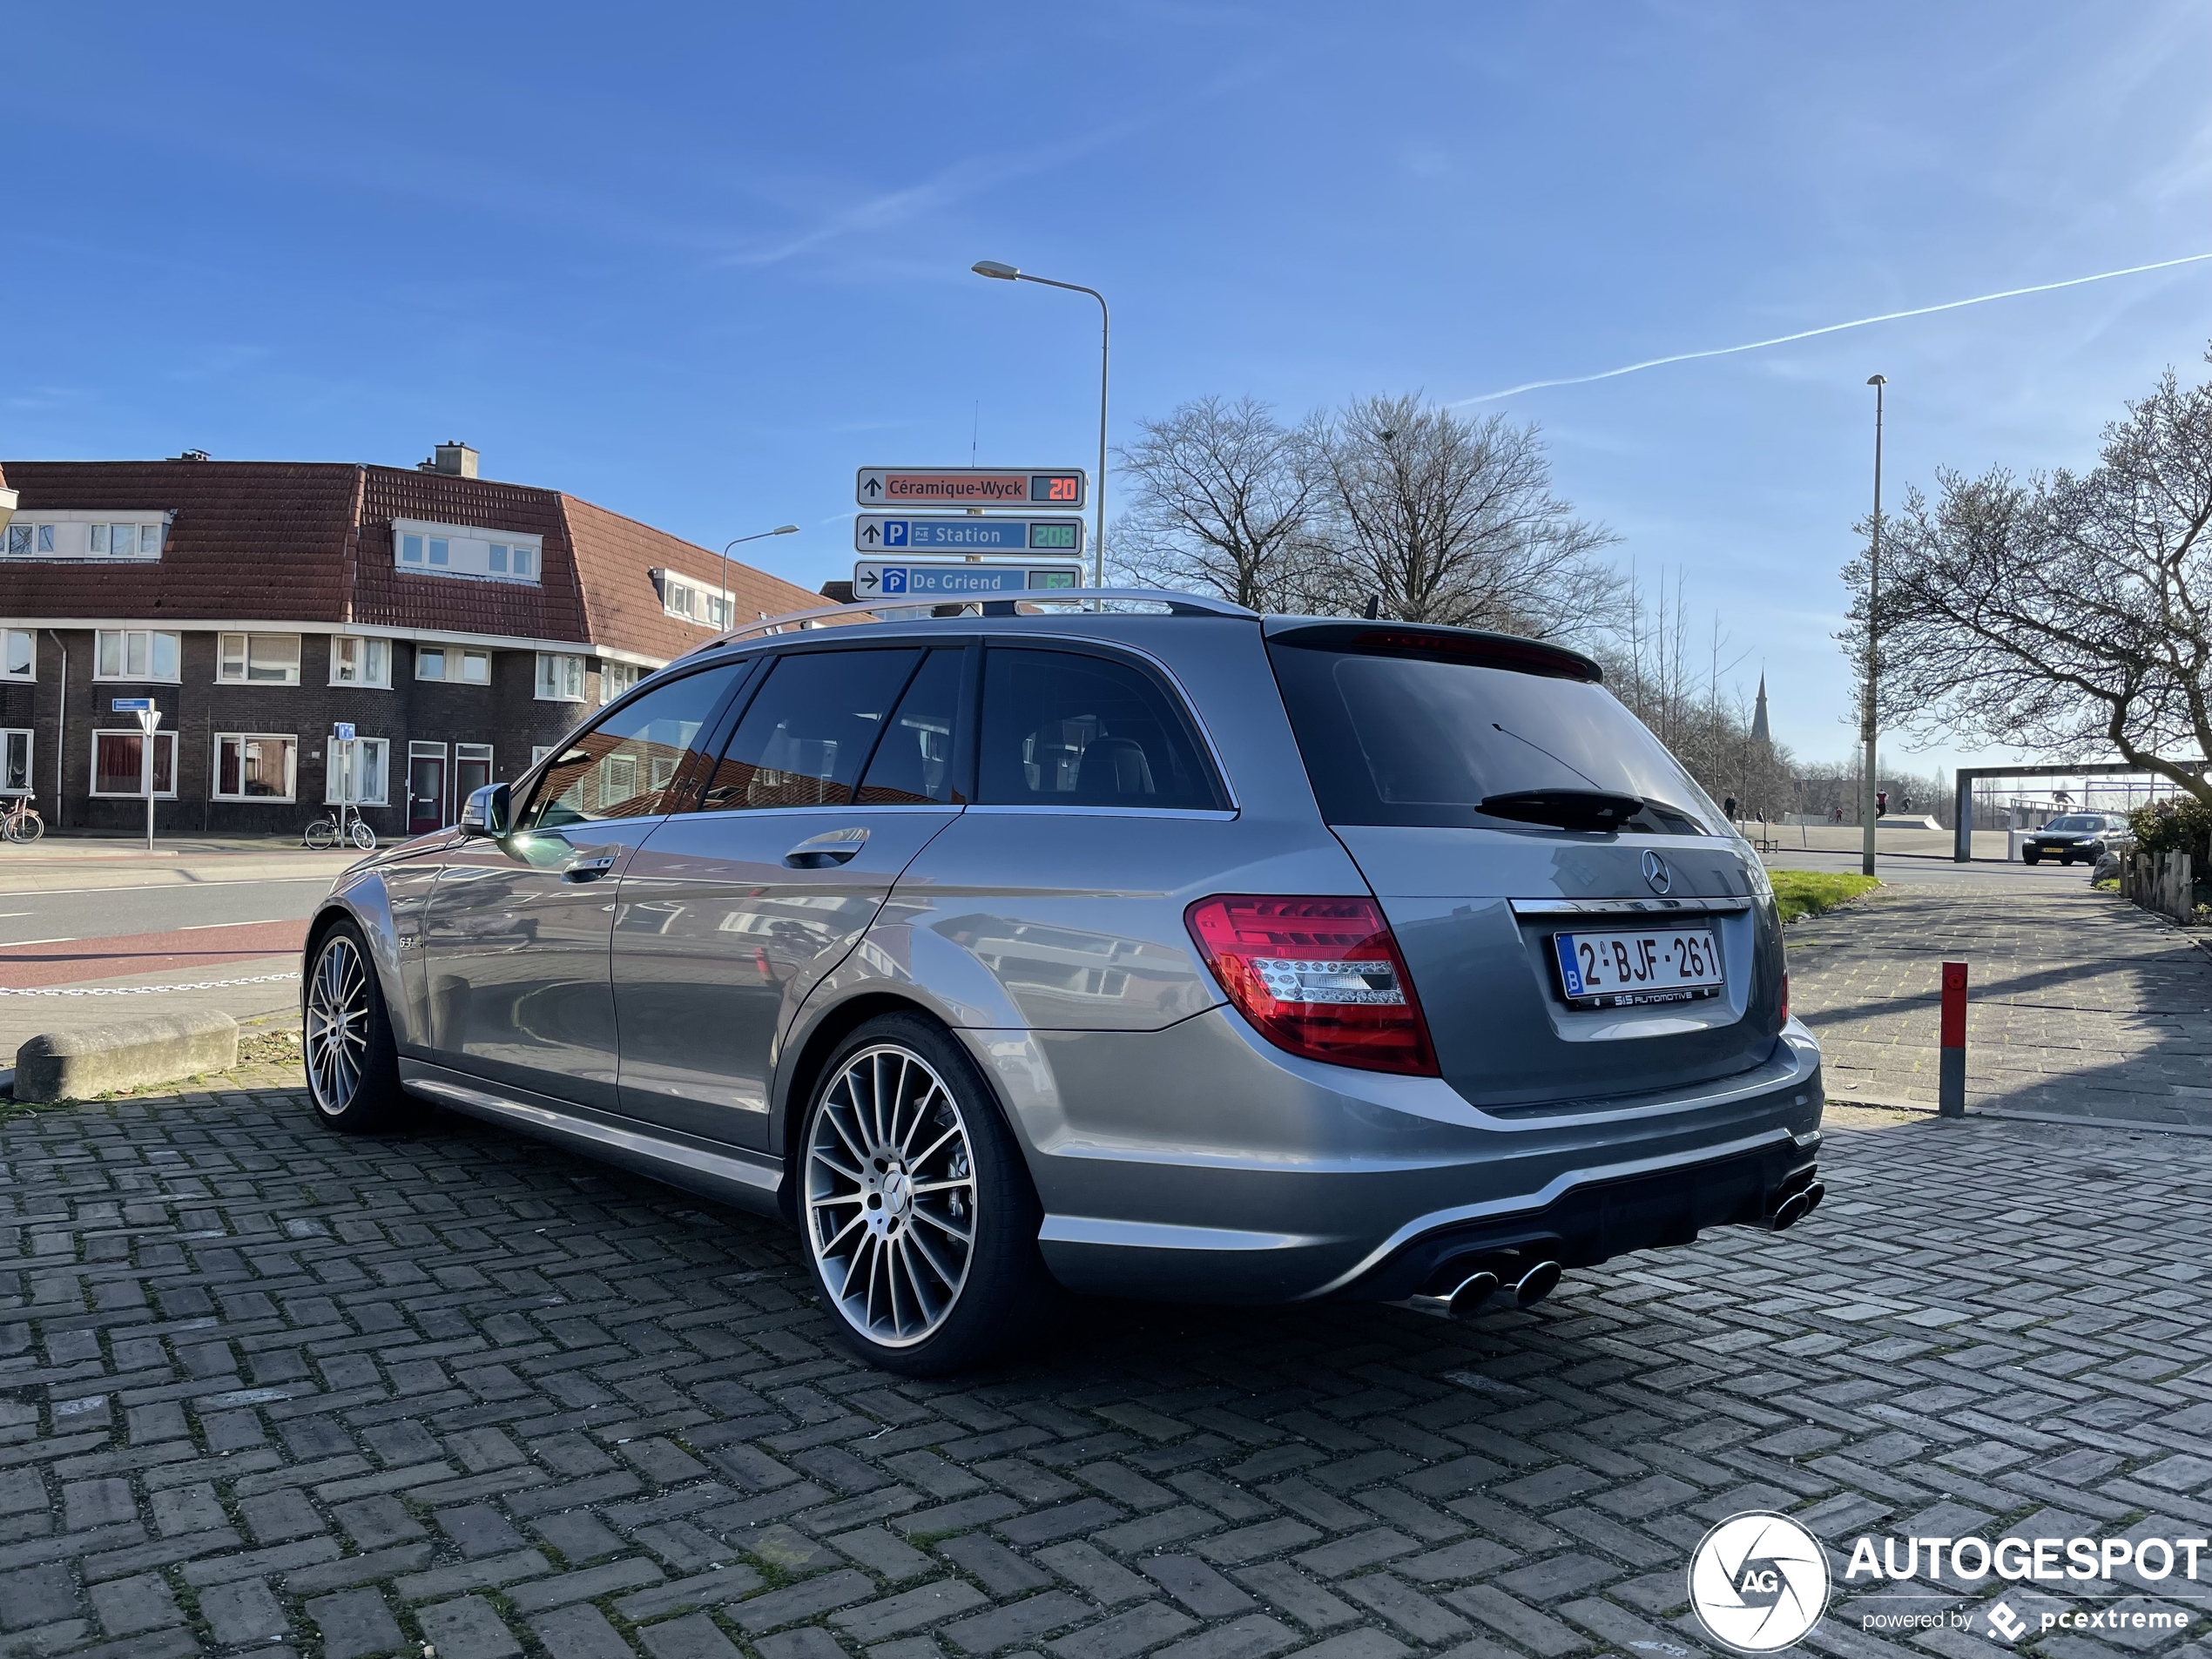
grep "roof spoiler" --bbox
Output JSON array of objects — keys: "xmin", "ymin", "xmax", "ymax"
[{"xmin": 1264, "ymin": 618, "xmax": 1602, "ymax": 683}]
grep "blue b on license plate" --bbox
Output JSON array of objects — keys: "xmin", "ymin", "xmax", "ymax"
[{"xmin": 1553, "ymin": 927, "xmax": 1723, "ymax": 1008}]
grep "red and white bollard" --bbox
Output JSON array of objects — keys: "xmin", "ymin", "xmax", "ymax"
[{"xmin": 1939, "ymin": 961, "xmax": 1968, "ymax": 1118}]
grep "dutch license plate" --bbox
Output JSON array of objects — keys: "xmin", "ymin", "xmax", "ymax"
[{"xmin": 1553, "ymin": 927, "xmax": 1723, "ymax": 1008}]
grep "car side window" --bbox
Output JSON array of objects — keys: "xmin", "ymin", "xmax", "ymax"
[
  {"xmin": 518, "ymin": 667, "xmax": 735, "ymax": 830},
  {"xmin": 977, "ymin": 647, "xmax": 1223, "ymax": 810},
  {"xmin": 698, "ymin": 648, "xmax": 922, "ymax": 811},
  {"xmin": 857, "ymin": 649, "xmax": 967, "ymax": 806}
]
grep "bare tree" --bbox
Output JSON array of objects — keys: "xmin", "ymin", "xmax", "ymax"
[
  {"xmin": 1311, "ymin": 395, "xmax": 1622, "ymax": 641},
  {"xmin": 1859, "ymin": 346, "xmax": 2212, "ymax": 806},
  {"xmin": 1109, "ymin": 396, "xmax": 1325, "ymax": 610}
]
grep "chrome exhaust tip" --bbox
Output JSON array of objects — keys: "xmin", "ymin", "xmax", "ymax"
[
  {"xmin": 1799, "ymin": 1181, "xmax": 1825, "ymax": 1216},
  {"xmin": 1408, "ymin": 1270, "xmax": 1500, "ymax": 1319},
  {"xmin": 1770, "ymin": 1191, "xmax": 1811, "ymax": 1231},
  {"xmin": 1512, "ymin": 1260, "xmax": 1561, "ymax": 1308}
]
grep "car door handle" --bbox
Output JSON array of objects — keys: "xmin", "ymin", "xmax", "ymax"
[
  {"xmin": 563, "ymin": 855, "xmax": 619, "ymax": 882},
  {"xmin": 785, "ymin": 827, "xmax": 869, "ymax": 868}
]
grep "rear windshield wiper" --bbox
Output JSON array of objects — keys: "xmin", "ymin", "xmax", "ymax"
[{"xmin": 1479, "ymin": 788, "xmax": 1644, "ymax": 833}]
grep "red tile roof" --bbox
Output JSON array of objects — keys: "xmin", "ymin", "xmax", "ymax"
[{"xmin": 0, "ymin": 458, "xmax": 819, "ymax": 660}]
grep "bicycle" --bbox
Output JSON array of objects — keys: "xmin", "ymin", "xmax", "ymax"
[
  {"xmin": 1, "ymin": 796, "xmax": 42, "ymax": 846},
  {"xmin": 304, "ymin": 810, "xmax": 376, "ymax": 852}
]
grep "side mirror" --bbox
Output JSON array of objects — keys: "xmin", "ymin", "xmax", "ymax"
[{"xmin": 460, "ymin": 782, "xmax": 511, "ymax": 839}]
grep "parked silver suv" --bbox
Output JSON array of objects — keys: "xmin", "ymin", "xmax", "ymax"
[{"xmin": 301, "ymin": 592, "xmax": 1824, "ymax": 1372}]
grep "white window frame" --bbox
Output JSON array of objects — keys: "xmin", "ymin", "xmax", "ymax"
[
  {"xmin": 536, "ymin": 652, "xmax": 587, "ymax": 702},
  {"xmin": 93, "ymin": 630, "xmax": 182, "ymax": 683},
  {"xmin": 532, "ymin": 745, "xmax": 556, "ymax": 767},
  {"xmin": 328, "ymin": 636, "xmax": 393, "ymax": 689},
  {"xmin": 212, "ymin": 732, "xmax": 299, "ymax": 804},
  {"xmin": 417, "ymin": 645, "xmax": 491, "ymax": 685},
  {"xmin": 90, "ymin": 729, "xmax": 179, "ymax": 799},
  {"xmin": 325, "ymin": 736, "xmax": 391, "ymax": 806},
  {"xmin": 459, "ymin": 649, "xmax": 491, "ymax": 685},
  {"xmin": 217, "ymin": 632, "xmax": 303, "ymax": 685},
  {"xmin": 600, "ymin": 660, "xmax": 644, "ymax": 705},
  {"xmin": 2, "ymin": 729, "xmax": 31, "ymax": 795},
  {"xmin": 3, "ymin": 510, "xmax": 168, "ymax": 563},
  {"xmin": 392, "ymin": 517, "xmax": 543, "ymax": 584},
  {"xmin": 2, "ymin": 628, "xmax": 34, "ymax": 681},
  {"xmin": 658, "ymin": 570, "xmax": 733, "ymax": 630}
]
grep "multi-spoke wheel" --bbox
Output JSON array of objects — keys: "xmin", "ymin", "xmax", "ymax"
[
  {"xmin": 302, "ymin": 920, "xmax": 410, "ymax": 1131},
  {"xmin": 799, "ymin": 1015, "xmax": 1059, "ymax": 1372}
]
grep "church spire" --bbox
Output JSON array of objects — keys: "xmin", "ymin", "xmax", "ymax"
[{"xmin": 1751, "ymin": 672, "xmax": 1770, "ymax": 747}]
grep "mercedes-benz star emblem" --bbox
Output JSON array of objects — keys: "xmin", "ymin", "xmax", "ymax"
[{"xmin": 1642, "ymin": 850, "xmax": 1672, "ymax": 894}]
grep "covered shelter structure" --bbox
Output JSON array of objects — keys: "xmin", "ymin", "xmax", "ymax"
[{"xmin": 1952, "ymin": 762, "xmax": 2206, "ymax": 862}]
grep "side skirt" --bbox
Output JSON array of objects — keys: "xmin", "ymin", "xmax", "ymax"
[{"xmin": 399, "ymin": 1059, "xmax": 788, "ymax": 1223}]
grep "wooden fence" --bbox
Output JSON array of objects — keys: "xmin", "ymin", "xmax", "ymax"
[{"xmin": 2121, "ymin": 849, "xmax": 2196, "ymax": 923}]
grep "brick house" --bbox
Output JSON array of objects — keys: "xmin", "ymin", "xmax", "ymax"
[{"xmin": 0, "ymin": 446, "xmax": 819, "ymax": 838}]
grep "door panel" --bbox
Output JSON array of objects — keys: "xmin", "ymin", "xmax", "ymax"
[
  {"xmin": 408, "ymin": 755, "xmax": 446, "ymax": 834},
  {"xmin": 420, "ymin": 665, "xmax": 738, "ymax": 1107},
  {"xmin": 613, "ymin": 644, "xmax": 965, "ymax": 1145}
]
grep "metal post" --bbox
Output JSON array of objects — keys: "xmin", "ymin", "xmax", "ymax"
[
  {"xmin": 1939, "ymin": 961, "xmax": 1968, "ymax": 1117},
  {"xmin": 1953, "ymin": 772, "xmax": 1973, "ymax": 862},
  {"xmin": 971, "ymin": 265, "xmax": 1109, "ymax": 586},
  {"xmin": 1863, "ymin": 375, "xmax": 1885, "ymax": 878},
  {"xmin": 138, "ymin": 706, "xmax": 161, "ymax": 853}
]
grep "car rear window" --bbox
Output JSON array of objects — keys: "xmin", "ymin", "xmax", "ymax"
[
  {"xmin": 1268, "ymin": 637, "xmax": 1727, "ymax": 835},
  {"xmin": 978, "ymin": 646, "xmax": 1224, "ymax": 811}
]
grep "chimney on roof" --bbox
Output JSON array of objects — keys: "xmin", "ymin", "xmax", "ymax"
[{"xmin": 425, "ymin": 442, "xmax": 479, "ymax": 479}]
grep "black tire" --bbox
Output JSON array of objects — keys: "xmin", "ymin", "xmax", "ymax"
[
  {"xmin": 302, "ymin": 920, "xmax": 414, "ymax": 1132},
  {"xmin": 2022, "ymin": 847, "xmax": 2040, "ymax": 865},
  {"xmin": 797, "ymin": 1013, "xmax": 1060, "ymax": 1374}
]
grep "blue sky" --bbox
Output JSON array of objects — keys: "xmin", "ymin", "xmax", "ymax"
[{"xmin": 7, "ymin": 3, "xmax": 2212, "ymax": 772}]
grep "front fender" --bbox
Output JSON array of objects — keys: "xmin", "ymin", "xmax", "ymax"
[{"xmin": 315, "ymin": 859, "xmax": 437, "ymax": 1054}]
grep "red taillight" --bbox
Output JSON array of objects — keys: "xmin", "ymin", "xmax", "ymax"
[
  {"xmin": 1780, "ymin": 971, "xmax": 1791, "ymax": 1024},
  {"xmin": 1185, "ymin": 894, "xmax": 1440, "ymax": 1076}
]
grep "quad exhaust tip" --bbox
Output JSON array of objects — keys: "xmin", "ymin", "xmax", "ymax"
[
  {"xmin": 1409, "ymin": 1270, "xmax": 1498, "ymax": 1319},
  {"xmin": 1407, "ymin": 1258, "xmax": 1562, "ymax": 1319},
  {"xmin": 1513, "ymin": 1259, "xmax": 1561, "ymax": 1308},
  {"xmin": 1770, "ymin": 1191, "xmax": 1811, "ymax": 1231}
]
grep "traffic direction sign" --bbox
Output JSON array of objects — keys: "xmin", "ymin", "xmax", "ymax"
[
  {"xmin": 853, "ymin": 561, "xmax": 1082, "ymax": 598},
  {"xmin": 855, "ymin": 467, "xmax": 1086, "ymax": 509},
  {"xmin": 854, "ymin": 515, "xmax": 1083, "ymax": 555}
]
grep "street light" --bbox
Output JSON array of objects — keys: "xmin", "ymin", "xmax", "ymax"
[
  {"xmin": 1862, "ymin": 374, "xmax": 1886, "ymax": 879},
  {"xmin": 722, "ymin": 525, "xmax": 800, "ymax": 628},
  {"xmin": 971, "ymin": 260, "xmax": 1109, "ymax": 587}
]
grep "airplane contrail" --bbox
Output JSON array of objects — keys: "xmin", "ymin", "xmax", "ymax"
[{"xmin": 1452, "ymin": 250, "xmax": 2212, "ymax": 406}]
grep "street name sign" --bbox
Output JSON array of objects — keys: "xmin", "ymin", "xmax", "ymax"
[
  {"xmin": 854, "ymin": 514, "xmax": 1083, "ymax": 555},
  {"xmin": 855, "ymin": 467, "xmax": 1086, "ymax": 509},
  {"xmin": 111, "ymin": 697, "xmax": 154, "ymax": 712},
  {"xmin": 853, "ymin": 560, "xmax": 1082, "ymax": 598}
]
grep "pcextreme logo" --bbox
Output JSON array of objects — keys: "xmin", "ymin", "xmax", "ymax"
[{"xmin": 1689, "ymin": 1513, "xmax": 1832, "ymax": 1653}]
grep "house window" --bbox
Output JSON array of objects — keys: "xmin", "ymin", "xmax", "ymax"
[
  {"xmin": 213, "ymin": 733, "xmax": 298, "ymax": 801},
  {"xmin": 2, "ymin": 730, "xmax": 30, "ymax": 794},
  {"xmin": 329, "ymin": 637, "xmax": 392, "ymax": 688},
  {"xmin": 659, "ymin": 571, "xmax": 732, "ymax": 630},
  {"xmin": 416, "ymin": 646, "xmax": 489, "ymax": 684},
  {"xmin": 218, "ymin": 633, "xmax": 302, "ymax": 685},
  {"xmin": 3, "ymin": 516, "xmax": 165, "ymax": 560},
  {"xmin": 461, "ymin": 649, "xmax": 489, "ymax": 684},
  {"xmin": 601, "ymin": 661, "xmax": 644, "ymax": 705},
  {"xmin": 95, "ymin": 631, "xmax": 181, "ymax": 681},
  {"xmin": 2, "ymin": 630, "xmax": 32, "ymax": 681},
  {"xmin": 391, "ymin": 518, "xmax": 542, "ymax": 583},
  {"xmin": 326, "ymin": 736, "xmax": 391, "ymax": 806},
  {"xmin": 532, "ymin": 745, "xmax": 556, "ymax": 766},
  {"xmin": 91, "ymin": 730, "xmax": 178, "ymax": 797},
  {"xmin": 536, "ymin": 653, "xmax": 586, "ymax": 701}
]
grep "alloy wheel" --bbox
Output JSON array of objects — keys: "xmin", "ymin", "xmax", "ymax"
[
  {"xmin": 806, "ymin": 1044, "xmax": 977, "ymax": 1348},
  {"xmin": 306, "ymin": 934, "xmax": 371, "ymax": 1114}
]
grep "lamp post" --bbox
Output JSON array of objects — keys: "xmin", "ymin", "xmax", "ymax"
[
  {"xmin": 971, "ymin": 260, "xmax": 1109, "ymax": 588},
  {"xmin": 1862, "ymin": 374, "xmax": 1885, "ymax": 879},
  {"xmin": 721, "ymin": 525, "xmax": 799, "ymax": 628}
]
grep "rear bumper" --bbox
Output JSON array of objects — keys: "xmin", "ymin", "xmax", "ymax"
[{"xmin": 978, "ymin": 1008, "xmax": 1824, "ymax": 1305}]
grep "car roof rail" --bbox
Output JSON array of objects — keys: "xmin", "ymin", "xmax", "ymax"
[{"xmin": 695, "ymin": 588, "xmax": 1260, "ymax": 651}]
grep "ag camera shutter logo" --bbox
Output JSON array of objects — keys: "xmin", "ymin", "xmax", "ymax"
[{"xmin": 1689, "ymin": 1512, "xmax": 1831, "ymax": 1652}]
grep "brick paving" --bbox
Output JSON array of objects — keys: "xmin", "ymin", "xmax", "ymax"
[
  {"xmin": 5, "ymin": 1062, "xmax": 2212, "ymax": 1658},
  {"xmin": 1787, "ymin": 882, "xmax": 2212, "ymax": 1130}
]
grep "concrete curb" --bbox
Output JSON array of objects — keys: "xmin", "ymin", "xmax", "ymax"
[{"xmin": 10, "ymin": 1009, "xmax": 239, "ymax": 1103}]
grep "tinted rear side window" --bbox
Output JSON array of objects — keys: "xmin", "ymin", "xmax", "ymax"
[
  {"xmin": 858, "ymin": 648, "xmax": 967, "ymax": 806},
  {"xmin": 979, "ymin": 647, "xmax": 1224, "ymax": 810},
  {"xmin": 699, "ymin": 648, "xmax": 921, "ymax": 811},
  {"xmin": 1269, "ymin": 642, "xmax": 1725, "ymax": 835}
]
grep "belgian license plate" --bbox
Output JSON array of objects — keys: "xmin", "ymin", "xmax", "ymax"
[{"xmin": 1554, "ymin": 927, "xmax": 1723, "ymax": 1008}]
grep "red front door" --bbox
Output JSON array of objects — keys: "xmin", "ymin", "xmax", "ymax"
[{"xmin": 408, "ymin": 754, "xmax": 447, "ymax": 834}]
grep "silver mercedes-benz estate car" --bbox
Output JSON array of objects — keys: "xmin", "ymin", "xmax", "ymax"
[{"xmin": 300, "ymin": 590, "xmax": 1824, "ymax": 1372}]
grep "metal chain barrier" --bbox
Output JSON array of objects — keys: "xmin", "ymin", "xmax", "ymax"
[{"xmin": 0, "ymin": 971, "xmax": 300, "ymax": 999}]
